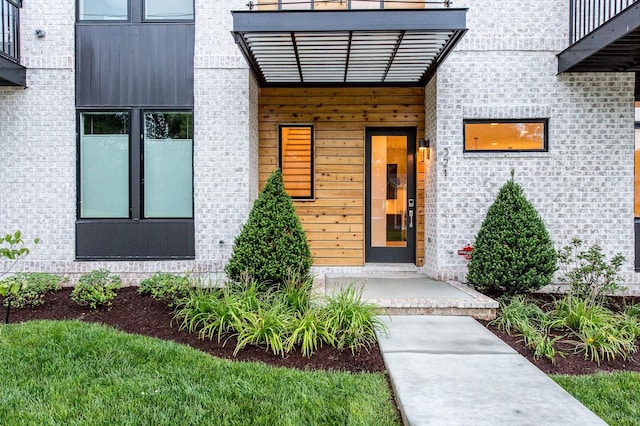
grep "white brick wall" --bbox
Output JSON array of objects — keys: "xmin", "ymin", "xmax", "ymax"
[
  {"xmin": 2, "ymin": 0, "xmax": 639, "ymax": 290},
  {"xmin": 0, "ymin": 1, "xmax": 258, "ymax": 284},
  {"xmin": 425, "ymin": 0, "xmax": 639, "ymax": 289}
]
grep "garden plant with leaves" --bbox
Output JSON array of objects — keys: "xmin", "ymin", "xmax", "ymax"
[
  {"xmin": 0, "ymin": 231, "xmax": 40, "ymax": 323},
  {"xmin": 71, "ymin": 269, "xmax": 122, "ymax": 309},
  {"xmin": 557, "ymin": 238, "xmax": 626, "ymax": 304},
  {"xmin": 467, "ymin": 171, "xmax": 557, "ymax": 296}
]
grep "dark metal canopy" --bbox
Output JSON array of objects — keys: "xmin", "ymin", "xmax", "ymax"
[
  {"xmin": 232, "ymin": 9, "xmax": 467, "ymax": 87},
  {"xmin": 558, "ymin": 3, "xmax": 640, "ymax": 73},
  {"xmin": 0, "ymin": 56, "xmax": 26, "ymax": 87}
]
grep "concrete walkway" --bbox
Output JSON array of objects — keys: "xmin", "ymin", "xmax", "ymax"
[{"xmin": 376, "ymin": 316, "xmax": 607, "ymax": 426}]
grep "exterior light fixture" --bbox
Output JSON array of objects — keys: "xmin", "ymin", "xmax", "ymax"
[{"xmin": 418, "ymin": 138, "xmax": 430, "ymax": 162}]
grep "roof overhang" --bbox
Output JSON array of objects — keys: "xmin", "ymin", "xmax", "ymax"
[
  {"xmin": 558, "ymin": 3, "xmax": 640, "ymax": 73},
  {"xmin": 0, "ymin": 55, "xmax": 26, "ymax": 87},
  {"xmin": 232, "ymin": 9, "xmax": 467, "ymax": 87}
]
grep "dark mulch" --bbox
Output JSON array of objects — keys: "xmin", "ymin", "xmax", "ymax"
[
  {"xmin": 3, "ymin": 287, "xmax": 386, "ymax": 374},
  {"xmin": 481, "ymin": 293, "xmax": 640, "ymax": 376}
]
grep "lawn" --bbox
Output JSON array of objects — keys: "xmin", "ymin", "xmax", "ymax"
[
  {"xmin": 552, "ymin": 372, "xmax": 640, "ymax": 426},
  {"xmin": 0, "ymin": 320, "xmax": 399, "ymax": 426}
]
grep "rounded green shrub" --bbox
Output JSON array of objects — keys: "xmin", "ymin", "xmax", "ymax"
[
  {"xmin": 71, "ymin": 269, "xmax": 121, "ymax": 309},
  {"xmin": 224, "ymin": 169, "xmax": 313, "ymax": 287},
  {"xmin": 467, "ymin": 172, "xmax": 557, "ymax": 296},
  {"xmin": 139, "ymin": 272, "xmax": 192, "ymax": 306}
]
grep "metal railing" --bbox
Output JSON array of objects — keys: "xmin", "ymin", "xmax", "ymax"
[
  {"xmin": 1, "ymin": 0, "xmax": 20, "ymax": 62},
  {"xmin": 570, "ymin": 0, "xmax": 638, "ymax": 43},
  {"xmin": 246, "ymin": 0, "xmax": 451, "ymax": 10}
]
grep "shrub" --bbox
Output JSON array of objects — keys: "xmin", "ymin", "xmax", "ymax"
[
  {"xmin": 139, "ymin": 272, "xmax": 192, "ymax": 306},
  {"xmin": 558, "ymin": 238, "xmax": 626, "ymax": 304},
  {"xmin": 1, "ymin": 273, "xmax": 66, "ymax": 309},
  {"xmin": 224, "ymin": 169, "xmax": 312, "ymax": 288},
  {"xmin": 467, "ymin": 171, "xmax": 557, "ymax": 296},
  {"xmin": 71, "ymin": 269, "xmax": 121, "ymax": 309}
]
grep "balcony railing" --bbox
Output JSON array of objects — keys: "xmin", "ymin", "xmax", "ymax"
[
  {"xmin": 248, "ymin": 0, "xmax": 450, "ymax": 10},
  {"xmin": 1, "ymin": 0, "xmax": 20, "ymax": 63},
  {"xmin": 570, "ymin": 0, "xmax": 638, "ymax": 43}
]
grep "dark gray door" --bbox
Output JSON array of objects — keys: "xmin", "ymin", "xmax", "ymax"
[{"xmin": 365, "ymin": 127, "xmax": 416, "ymax": 263}]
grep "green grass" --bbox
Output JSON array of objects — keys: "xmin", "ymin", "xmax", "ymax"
[
  {"xmin": 552, "ymin": 372, "xmax": 640, "ymax": 426},
  {"xmin": 0, "ymin": 320, "xmax": 399, "ymax": 426}
]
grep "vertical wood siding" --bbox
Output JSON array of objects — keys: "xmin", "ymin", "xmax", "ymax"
[{"xmin": 259, "ymin": 87, "xmax": 425, "ymax": 266}]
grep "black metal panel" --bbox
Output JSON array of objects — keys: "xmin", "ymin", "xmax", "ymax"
[
  {"xmin": 76, "ymin": 23, "xmax": 194, "ymax": 107},
  {"xmin": 636, "ymin": 218, "xmax": 640, "ymax": 271},
  {"xmin": 558, "ymin": 3, "xmax": 640, "ymax": 73},
  {"xmin": 76, "ymin": 220, "xmax": 195, "ymax": 260},
  {"xmin": 232, "ymin": 9, "xmax": 467, "ymax": 32},
  {"xmin": 0, "ymin": 55, "xmax": 26, "ymax": 86}
]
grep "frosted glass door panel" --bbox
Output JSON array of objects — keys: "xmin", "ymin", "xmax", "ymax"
[
  {"xmin": 81, "ymin": 135, "xmax": 129, "ymax": 218},
  {"xmin": 144, "ymin": 139, "xmax": 193, "ymax": 218}
]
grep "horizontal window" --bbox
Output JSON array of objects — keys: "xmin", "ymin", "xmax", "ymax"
[
  {"xmin": 144, "ymin": 0, "xmax": 194, "ymax": 20},
  {"xmin": 78, "ymin": 0, "xmax": 128, "ymax": 21},
  {"xmin": 79, "ymin": 112, "xmax": 130, "ymax": 218},
  {"xmin": 279, "ymin": 125, "xmax": 314, "ymax": 199},
  {"xmin": 464, "ymin": 119, "xmax": 548, "ymax": 152}
]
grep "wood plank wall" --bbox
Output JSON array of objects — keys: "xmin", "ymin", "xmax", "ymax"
[{"xmin": 259, "ymin": 87, "xmax": 425, "ymax": 266}]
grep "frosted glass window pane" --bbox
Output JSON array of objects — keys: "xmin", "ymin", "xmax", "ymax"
[
  {"xmin": 144, "ymin": 0, "xmax": 194, "ymax": 20},
  {"xmin": 79, "ymin": 0, "xmax": 128, "ymax": 20},
  {"xmin": 80, "ymin": 112, "xmax": 130, "ymax": 218},
  {"xmin": 144, "ymin": 112, "xmax": 193, "ymax": 218}
]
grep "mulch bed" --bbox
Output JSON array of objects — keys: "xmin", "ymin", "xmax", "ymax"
[
  {"xmin": 482, "ymin": 293, "xmax": 640, "ymax": 376},
  {"xmin": 5, "ymin": 288, "xmax": 640, "ymax": 376},
  {"xmin": 3, "ymin": 287, "xmax": 386, "ymax": 374}
]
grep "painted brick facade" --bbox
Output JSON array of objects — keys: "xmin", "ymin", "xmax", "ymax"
[
  {"xmin": 1, "ymin": 1, "xmax": 639, "ymax": 290},
  {"xmin": 426, "ymin": 0, "xmax": 638, "ymax": 289}
]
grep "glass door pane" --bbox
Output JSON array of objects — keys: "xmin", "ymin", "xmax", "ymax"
[{"xmin": 371, "ymin": 135, "xmax": 407, "ymax": 248}]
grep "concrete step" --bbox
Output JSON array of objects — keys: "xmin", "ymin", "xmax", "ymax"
[{"xmin": 321, "ymin": 274, "xmax": 498, "ymax": 321}]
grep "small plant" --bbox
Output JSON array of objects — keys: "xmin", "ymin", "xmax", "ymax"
[
  {"xmin": 467, "ymin": 171, "xmax": 557, "ymax": 296},
  {"xmin": 224, "ymin": 169, "xmax": 313, "ymax": 288},
  {"xmin": 558, "ymin": 238, "xmax": 626, "ymax": 305},
  {"xmin": 71, "ymin": 269, "xmax": 122, "ymax": 309},
  {"xmin": 233, "ymin": 300, "xmax": 294, "ymax": 356},
  {"xmin": 1, "ymin": 273, "xmax": 66, "ymax": 309},
  {"xmin": 286, "ymin": 308, "xmax": 333, "ymax": 357},
  {"xmin": 0, "ymin": 231, "xmax": 40, "ymax": 279},
  {"xmin": 139, "ymin": 272, "xmax": 192, "ymax": 306},
  {"xmin": 0, "ymin": 231, "xmax": 40, "ymax": 323},
  {"xmin": 323, "ymin": 284, "xmax": 387, "ymax": 354}
]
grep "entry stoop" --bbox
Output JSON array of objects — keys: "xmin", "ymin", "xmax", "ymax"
[{"xmin": 322, "ymin": 274, "xmax": 499, "ymax": 321}]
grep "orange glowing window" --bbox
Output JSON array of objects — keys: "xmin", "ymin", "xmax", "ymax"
[
  {"xmin": 279, "ymin": 125, "xmax": 314, "ymax": 199},
  {"xmin": 464, "ymin": 120, "xmax": 547, "ymax": 152}
]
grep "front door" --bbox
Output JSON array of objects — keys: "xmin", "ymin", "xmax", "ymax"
[{"xmin": 365, "ymin": 127, "xmax": 416, "ymax": 263}]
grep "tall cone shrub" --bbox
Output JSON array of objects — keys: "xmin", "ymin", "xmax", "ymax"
[
  {"xmin": 225, "ymin": 169, "xmax": 313, "ymax": 286},
  {"xmin": 467, "ymin": 172, "xmax": 557, "ymax": 296}
]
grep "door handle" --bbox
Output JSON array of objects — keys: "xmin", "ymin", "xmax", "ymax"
[{"xmin": 408, "ymin": 210, "xmax": 414, "ymax": 228}]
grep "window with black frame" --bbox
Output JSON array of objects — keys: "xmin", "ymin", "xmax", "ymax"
[
  {"xmin": 78, "ymin": 110, "xmax": 193, "ymax": 220},
  {"xmin": 77, "ymin": 0, "xmax": 194, "ymax": 21},
  {"xmin": 463, "ymin": 119, "xmax": 548, "ymax": 152}
]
